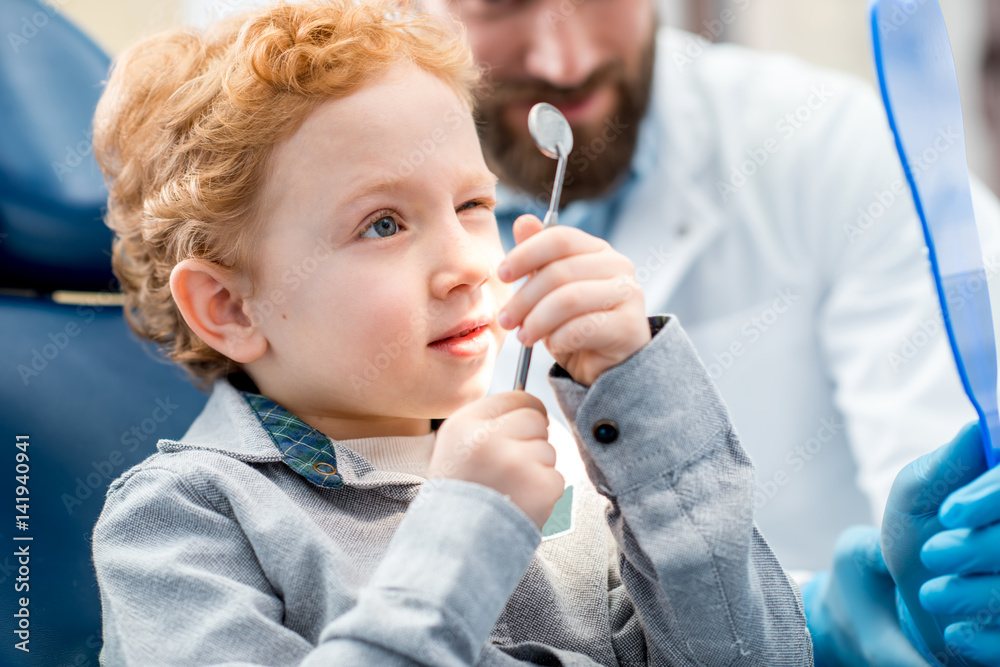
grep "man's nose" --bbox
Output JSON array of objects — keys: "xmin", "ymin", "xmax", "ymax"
[
  {"xmin": 523, "ymin": 6, "xmax": 603, "ymax": 89},
  {"xmin": 429, "ymin": 218, "xmax": 493, "ymax": 299}
]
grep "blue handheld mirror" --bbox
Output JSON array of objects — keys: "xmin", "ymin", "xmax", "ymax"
[
  {"xmin": 871, "ymin": 0, "xmax": 1000, "ymax": 471},
  {"xmin": 872, "ymin": 2, "xmax": 999, "ymax": 664}
]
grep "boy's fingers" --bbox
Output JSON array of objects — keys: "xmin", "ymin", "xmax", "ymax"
[
  {"xmin": 512, "ymin": 214, "xmax": 544, "ymax": 245},
  {"xmin": 475, "ymin": 391, "xmax": 548, "ymax": 421},
  {"xmin": 546, "ymin": 309, "xmax": 637, "ymax": 356},
  {"xmin": 500, "ymin": 252, "xmax": 630, "ymax": 329},
  {"xmin": 514, "ymin": 438, "xmax": 558, "ymax": 467},
  {"xmin": 500, "ymin": 225, "xmax": 607, "ymax": 283},
  {"xmin": 498, "ymin": 407, "xmax": 551, "ymax": 441},
  {"xmin": 518, "ymin": 279, "xmax": 629, "ymax": 347}
]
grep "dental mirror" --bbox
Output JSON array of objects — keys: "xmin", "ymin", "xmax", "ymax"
[
  {"xmin": 513, "ymin": 103, "xmax": 574, "ymax": 391},
  {"xmin": 527, "ymin": 102, "xmax": 574, "ymax": 227}
]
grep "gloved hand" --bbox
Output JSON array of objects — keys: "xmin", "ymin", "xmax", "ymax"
[
  {"xmin": 802, "ymin": 525, "xmax": 928, "ymax": 666},
  {"xmin": 881, "ymin": 422, "xmax": 989, "ymax": 666},
  {"xmin": 918, "ymin": 425, "xmax": 1000, "ymax": 666}
]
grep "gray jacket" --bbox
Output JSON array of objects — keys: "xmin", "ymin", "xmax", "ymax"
[{"xmin": 92, "ymin": 315, "xmax": 813, "ymax": 665}]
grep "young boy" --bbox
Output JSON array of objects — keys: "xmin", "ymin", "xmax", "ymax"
[{"xmin": 90, "ymin": 1, "xmax": 811, "ymax": 664}]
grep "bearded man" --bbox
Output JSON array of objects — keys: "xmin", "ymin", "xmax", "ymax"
[{"xmin": 422, "ymin": 0, "xmax": 1000, "ymax": 578}]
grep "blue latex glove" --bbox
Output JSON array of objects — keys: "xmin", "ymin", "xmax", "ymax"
[
  {"xmin": 882, "ymin": 422, "xmax": 989, "ymax": 666},
  {"xmin": 802, "ymin": 525, "xmax": 928, "ymax": 666},
  {"xmin": 918, "ymin": 426, "xmax": 1000, "ymax": 666}
]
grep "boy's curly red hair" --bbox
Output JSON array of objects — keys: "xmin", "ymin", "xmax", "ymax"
[{"xmin": 93, "ymin": 0, "xmax": 478, "ymax": 389}]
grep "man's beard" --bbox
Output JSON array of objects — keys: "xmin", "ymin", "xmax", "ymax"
[{"xmin": 474, "ymin": 30, "xmax": 657, "ymax": 207}]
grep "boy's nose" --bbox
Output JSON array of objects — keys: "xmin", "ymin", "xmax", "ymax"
[
  {"xmin": 429, "ymin": 222, "xmax": 493, "ymax": 299},
  {"xmin": 522, "ymin": 4, "xmax": 603, "ymax": 89}
]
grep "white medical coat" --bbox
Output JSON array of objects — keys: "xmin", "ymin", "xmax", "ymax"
[{"xmin": 490, "ymin": 27, "xmax": 1000, "ymax": 572}]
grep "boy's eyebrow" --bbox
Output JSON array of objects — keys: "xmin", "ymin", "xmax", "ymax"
[{"xmin": 344, "ymin": 170, "xmax": 499, "ymax": 206}]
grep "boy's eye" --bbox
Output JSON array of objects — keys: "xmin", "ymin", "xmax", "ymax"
[
  {"xmin": 360, "ymin": 215, "xmax": 399, "ymax": 239},
  {"xmin": 459, "ymin": 198, "xmax": 495, "ymax": 213}
]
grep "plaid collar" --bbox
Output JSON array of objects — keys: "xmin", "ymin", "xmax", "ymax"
[{"xmin": 240, "ymin": 392, "xmax": 346, "ymax": 489}]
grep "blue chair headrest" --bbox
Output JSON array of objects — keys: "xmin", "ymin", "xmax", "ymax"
[{"xmin": 0, "ymin": 0, "xmax": 114, "ymax": 292}]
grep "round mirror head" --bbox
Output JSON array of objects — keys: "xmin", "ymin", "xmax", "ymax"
[{"xmin": 527, "ymin": 103, "xmax": 574, "ymax": 159}]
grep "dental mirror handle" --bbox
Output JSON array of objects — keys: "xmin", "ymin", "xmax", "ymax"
[
  {"xmin": 512, "ymin": 152, "xmax": 567, "ymax": 391},
  {"xmin": 514, "ymin": 346, "xmax": 532, "ymax": 391},
  {"xmin": 512, "ymin": 209, "xmax": 555, "ymax": 391},
  {"xmin": 512, "ymin": 208, "xmax": 557, "ymax": 391}
]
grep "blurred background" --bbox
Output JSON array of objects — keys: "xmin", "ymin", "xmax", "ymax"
[
  {"xmin": 0, "ymin": 1, "xmax": 996, "ymax": 665},
  {"xmin": 52, "ymin": 0, "xmax": 1000, "ymax": 193}
]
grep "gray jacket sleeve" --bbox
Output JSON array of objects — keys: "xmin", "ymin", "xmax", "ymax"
[
  {"xmin": 93, "ymin": 471, "xmax": 541, "ymax": 666},
  {"xmin": 546, "ymin": 315, "xmax": 813, "ymax": 666},
  {"xmin": 93, "ymin": 314, "xmax": 810, "ymax": 667}
]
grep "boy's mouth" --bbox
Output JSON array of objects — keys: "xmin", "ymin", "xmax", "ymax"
[{"xmin": 430, "ymin": 317, "xmax": 492, "ymax": 345}]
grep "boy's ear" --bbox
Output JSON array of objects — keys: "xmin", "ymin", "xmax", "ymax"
[{"xmin": 169, "ymin": 259, "xmax": 267, "ymax": 364}]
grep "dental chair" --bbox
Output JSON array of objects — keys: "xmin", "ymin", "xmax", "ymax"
[{"xmin": 0, "ymin": 2, "xmax": 208, "ymax": 663}]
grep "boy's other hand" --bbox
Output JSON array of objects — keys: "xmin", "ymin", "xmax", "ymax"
[
  {"xmin": 428, "ymin": 391, "xmax": 565, "ymax": 531},
  {"xmin": 497, "ymin": 214, "xmax": 651, "ymax": 387}
]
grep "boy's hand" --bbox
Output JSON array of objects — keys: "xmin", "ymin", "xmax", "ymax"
[
  {"xmin": 428, "ymin": 391, "xmax": 565, "ymax": 531},
  {"xmin": 498, "ymin": 214, "xmax": 651, "ymax": 387}
]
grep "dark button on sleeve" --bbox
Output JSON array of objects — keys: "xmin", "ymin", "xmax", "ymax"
[{"xmin": 592, "ymin": 420, "xmax": 619, "ymax": 444}]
